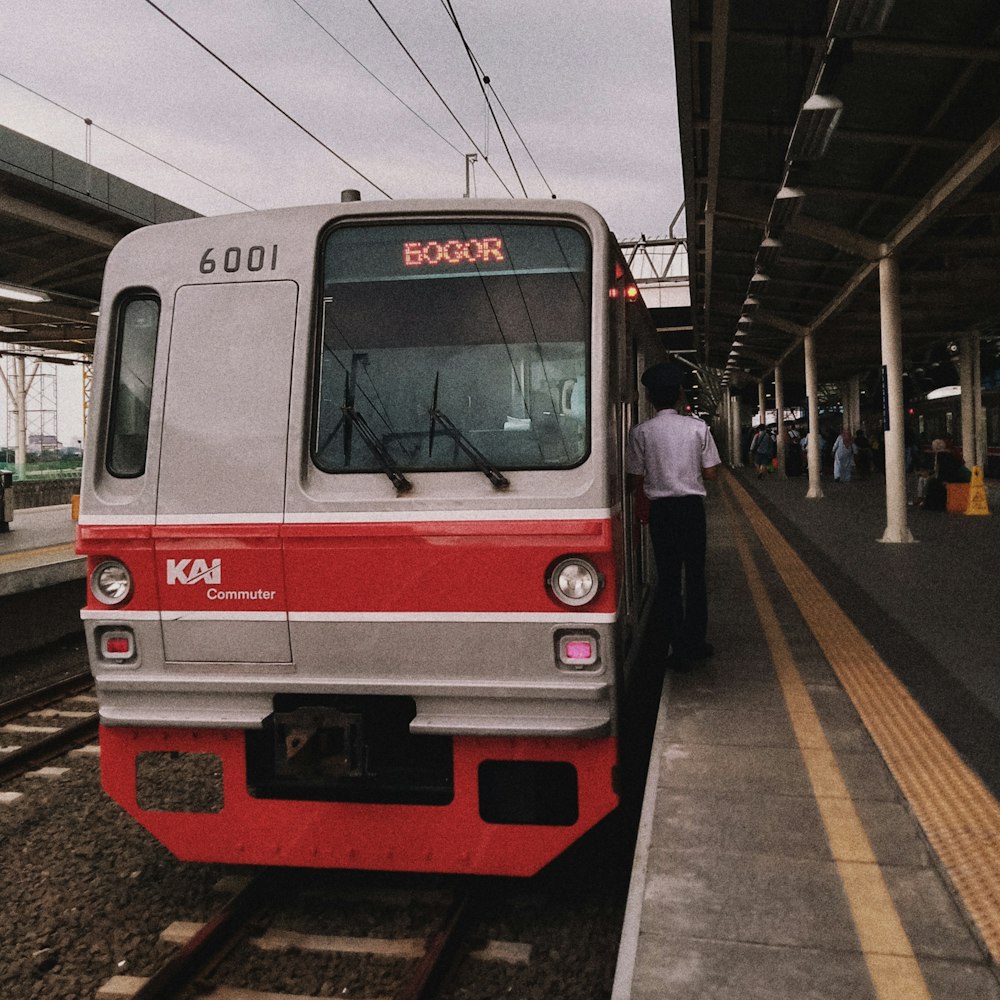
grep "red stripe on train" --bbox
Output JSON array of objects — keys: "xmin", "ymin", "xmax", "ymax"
[{"xmin": 77, "ymin": 517, "xmax": 619, "ymax": 615}]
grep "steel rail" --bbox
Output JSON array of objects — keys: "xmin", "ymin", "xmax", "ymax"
[
  {"xmin": 0, "ymin": 714, "xmax": 99, "ymax": 782},
  {"xmin": 0, "ymin": 670, "xmax": 93, "ymax": 725},
  {"xmin": 131, "ymin": 872, "xmax": 281, "ymax": 1000},
  {"xmin": 396, "ymin": 888, "xmax": 480, "ymax": 1000}
]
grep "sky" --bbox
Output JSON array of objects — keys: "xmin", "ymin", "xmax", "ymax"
[{"xmin": 0, "ymin": 0, "xmax": 683, "ymax": 448}]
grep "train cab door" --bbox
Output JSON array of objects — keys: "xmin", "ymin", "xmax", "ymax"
[
  {"xmin": 611, "ymin": 258, "xmax": 643, "ymax": 640},
  {"xmin": 153, "ymin": 281, "xmax": 298, "ymax": 664}
]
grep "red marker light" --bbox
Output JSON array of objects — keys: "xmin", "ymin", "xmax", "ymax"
[
  {"xmin": 608, "ymin": 287, "xmax": 619, "ymax": 299},
  {"xmin": 106, "ymin": 637, "xmax": 131, "ymax": 654},
  {"xmin": 565, "ymin": 640, "xmax": 593, "ymax": 660}
]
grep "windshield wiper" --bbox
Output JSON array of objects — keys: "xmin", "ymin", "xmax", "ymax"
[
  {"xmin": 428, "ymin": 373, "xmax": 510, "ymax": 489},
  {"xmin": 341, "ymin": 368, "xmax": 413, "ymax": 493}
]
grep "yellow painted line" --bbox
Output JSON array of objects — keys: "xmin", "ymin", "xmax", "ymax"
[
  {"xmin": 721, "ymin": 483, "xmax": 932, "ymax": 1000},
  {"xmin": 725, "ymin": 470, "xmax": 1000, "ymax": 964},
  {"xmin": 0, "ymin": 541, "xmax": 77, "ymax": 565}
]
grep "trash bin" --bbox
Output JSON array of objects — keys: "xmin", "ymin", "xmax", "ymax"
[{"xmin": 0, "ymin": 469, "xmax": 13, "ymax": 533}]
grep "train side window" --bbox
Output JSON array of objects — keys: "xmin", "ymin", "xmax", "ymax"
[{"xmin": 107, "ymin": 294, "xmax": 160, "ymax": 478}]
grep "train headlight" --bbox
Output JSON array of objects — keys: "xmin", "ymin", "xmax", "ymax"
[
  {"xmin": 548, "ymin": 557, "xmax": 602, "ymax": 607},
  {"xmin": 91, "ymin": 559, "xmax": 133, "ymax": 606}
]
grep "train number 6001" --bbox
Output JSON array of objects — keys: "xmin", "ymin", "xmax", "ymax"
[{"xmin": 200, "ymin": 245, "xmax": 278, "ymax": 275}]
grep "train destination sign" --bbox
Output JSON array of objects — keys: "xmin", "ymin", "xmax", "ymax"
[
  {"xmin": 325, "ymin": 222, "xmax": 588, "ymax": 284},
  {"xmin": 403, "ymin": 237, "xmax": 505, "ymax": 268}
]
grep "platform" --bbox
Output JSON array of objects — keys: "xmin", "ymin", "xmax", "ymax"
[
  {"xmin": 614, "ymin": 467, "xmax": 1000, "ymax": 999},
  {"xmin": 0, "ymin": 504, "xmax": 85, "ymax": 658},
  {"xmin": 0, "ymin": 503, "xmax": 82, "ymax": 597}
]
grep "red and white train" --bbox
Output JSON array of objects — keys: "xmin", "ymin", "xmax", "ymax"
[{"xmin": 77, "ymin": 197, "xmax": 662, "ymax": 876}]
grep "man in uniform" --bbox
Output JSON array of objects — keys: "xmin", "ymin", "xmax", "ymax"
[{"xmin": 626, "ymin": 363, "xmax": 722, "ymax": 669}]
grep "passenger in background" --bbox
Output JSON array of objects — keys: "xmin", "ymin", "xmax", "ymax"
[
  {"xmin": 832, "ymin": 429, "xmax": 857, "ymax": 482},
  {"xmin": 870, "ymin": 429, "xmax": 884, "ymax": 473},
  {"xmin": 749, "ymin": 424, "xmax": 775, "ymax": 479},
  {"xmin": 800, "ymin": 428, "xmax": 824, "ymax": 472},
  {"xmin": 626, "ymin": 363, "xmax": 722, "ymax": 670},
  {"xmin": 784, "ymin": 423, "xmax": 803, "ymax": 477},
  {"xmin": 853, "ymin": 429, "xmax": 871, "ymax": 477},
  {"xmin": 919, "ymin": 438, "xmax": 971, "ymax": 510}
]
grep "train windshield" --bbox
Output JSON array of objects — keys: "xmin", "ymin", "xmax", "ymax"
[{"xmin": 314, "ymin": 221, "xmax": 591, "ymax": 476}]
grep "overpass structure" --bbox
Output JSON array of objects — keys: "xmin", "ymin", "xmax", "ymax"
[
  {"xmin": 0, "ymin": 123, "xmax": 196, "ymax": 354},
  {"xmin": 0, "ymin": 124, "xmax": 198, "ymax": 462}
]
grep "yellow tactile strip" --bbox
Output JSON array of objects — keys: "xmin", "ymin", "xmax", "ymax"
[
  {"xmin": 0, "ymin": 541, "xmax": 76, "ymax": 567},
  {"xmin": 725, "ymin": 470, "xmax": 1000, "ymax": 963},
  {"xmin": 722, "ymin": 486, "xmax": 932, "ymax": 999}
]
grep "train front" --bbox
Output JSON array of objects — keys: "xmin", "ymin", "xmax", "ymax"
[{"xmin": 79, "ymin": 201, "xmax": 630, "ymax": 876}]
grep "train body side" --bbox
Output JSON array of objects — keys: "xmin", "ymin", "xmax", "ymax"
[{"xmin": 77, "ymin": 199, "xmax": 659, "ymax": 875}]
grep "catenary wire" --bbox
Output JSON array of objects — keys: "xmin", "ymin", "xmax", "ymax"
[
  {"xmin": 140, "ymin": 0, "xmax": 393, "ymax": 199},
  {"xmin": 364, "ymin": 0, "xmax": 515, "ymax": 198},
  {"xmin": 438, "ymin": 0, "xmax": 557, "ymax": 198},
  {"xmin": 289, "ymin": 0, "xmax": 464, "ymax": 157},
  {"xmin": 0, "ymin": 71, "xmax": 258, "ymax": 211},
  {"xmin": 441, "ymin": 0, "xmax": 528, "ymax": 198}
]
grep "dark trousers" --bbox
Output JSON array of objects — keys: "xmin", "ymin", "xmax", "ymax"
[{"xmin": 649, "ymin": 495, "xmax": 707, "ymax": 655}]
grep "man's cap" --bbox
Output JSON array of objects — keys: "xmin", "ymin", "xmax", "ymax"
[{"xmin": 641, "ymin": 363, "xmax": 685, "ymax": 392}]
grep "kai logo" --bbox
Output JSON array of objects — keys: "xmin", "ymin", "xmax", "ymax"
[{"xmin": 166, "ymin": 558, "xmax": 221, "ymax": 586}]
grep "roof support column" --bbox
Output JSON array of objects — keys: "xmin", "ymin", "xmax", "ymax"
[
  {"xmin": 803, "ymin": 330, "xmax": 823, "ymax": 499},
  {"xmin": 878, "ymin": 253, "xmax": 915, "ymax": 543},
  {"xmin": 959, "ymin": 332, "xmax": 983, "ymax": 468},
  {"xmin": 846, "ymin": 375, "xmax": 861, "ymax": 434},
  {"xmin": 729, "ymin": 391, "xmax": 743, "ymax": 468},
  {"xmin": 758, "ymin": 381, "xmax": 767, "ymax": 427},
  {"xmin": 721, "ymin": 389, "xmax": 733, "ymax": 466},
  {"xmin": 774, "ymin": 366, "xmax": 786, "ymax": 475}
]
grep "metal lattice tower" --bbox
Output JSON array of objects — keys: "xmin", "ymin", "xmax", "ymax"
[{"xmin": 2, "ymin": 348, "xmax": 59, "ymax": 465}]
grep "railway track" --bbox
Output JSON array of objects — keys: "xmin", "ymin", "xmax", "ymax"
[
  {"xmin": 0, "ymin": 669, "xmax": 99, "ymax": 785},
  {"xmin": 107, "ymin": 872, "xmax": 484, "ymax": 1000}
]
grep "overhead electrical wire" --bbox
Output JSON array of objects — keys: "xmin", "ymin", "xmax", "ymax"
[
  {"xmin": 0, "ymin": 71, "xmax": 258, "ymax": 210},
  {"xmin": 364, "ymin": 0, "xmax": 515, "ymax": 198},
  {"xmin": 440, "ymin": 0, "xmax": 527, "ymax": 198},
  {"xmin": 438, "ymin": 0, "xmax": 557, "ymax": 199},
  {"xmin": 288, "ymin": 0, "xmax": 464, "ymax": 157},
  {"xmin": 140, "ymin": 0, "xmax": 393, "ymax": 199}
]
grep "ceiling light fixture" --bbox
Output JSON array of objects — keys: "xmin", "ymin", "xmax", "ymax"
[
  {"xmin": 755, "ymin": 237, "xmax": 783, "ymax": 271},
  {"xmin": 788, "ymin": 94, "xmax": 844, "ymax": 160},
  {"xmin": 829, "ymin": 0, "xmax": 895, "ymax": 37},
  {"xmin": 0, "ymin": 282, "xmax": 51, "ymax": 303},
  {"xmin": 767, "ymin": 186, "xmax": 805, "ymax": 234}
]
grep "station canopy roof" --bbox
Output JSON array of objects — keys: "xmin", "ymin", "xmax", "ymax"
[
  {"xmin": 672, "ymin": 0, "xmax": 1000, "ymax": 393},
  {"xmin": 0, "ymin": 124, "xmax": 197, "ymax": 357}
]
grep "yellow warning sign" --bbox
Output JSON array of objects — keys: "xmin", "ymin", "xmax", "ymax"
[{"xmin": 966, "ymin": 466, "xmax": 990, "ymax": 516}]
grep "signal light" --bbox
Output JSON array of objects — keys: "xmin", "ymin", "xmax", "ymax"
[
  {"xmin": 99, "ymin": 628, "xmax": 135, "ymax": 662},
  {"xmin": 625, "ymin": 285, "xmax": 640, "ymax": 301},
  {"xmin": 608, "ymin": 287, "xmax": 619, "ymax": 299},
  {"xmin": 558, "ymin": 633, "xmax": 599, "ymax": 668}
]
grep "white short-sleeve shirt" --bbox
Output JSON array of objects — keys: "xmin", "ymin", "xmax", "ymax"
[{"xmin": 626, "ymin": 409, "xmax": 722, "ymax": 498}]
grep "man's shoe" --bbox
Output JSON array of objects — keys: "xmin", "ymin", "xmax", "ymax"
[
  {"xmin": 666, "ymin": 651, "xmax": 695, "ymax": 673},
  {"xmin": 686, "ymin": 642, "xmax": 715, "ymax": 660}
]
